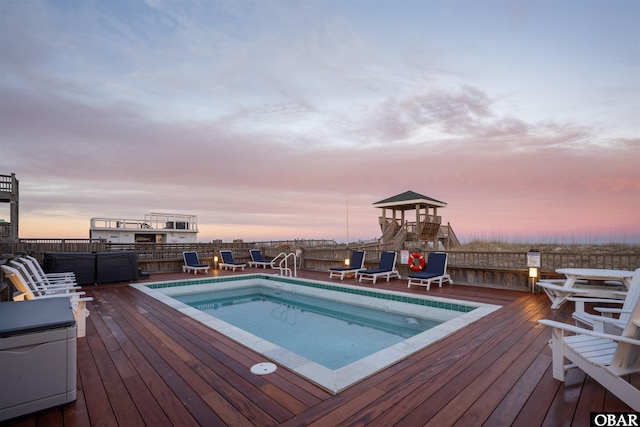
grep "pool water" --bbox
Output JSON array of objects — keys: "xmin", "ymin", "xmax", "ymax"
[
  {"xmin": 175, "ymin": 286, "xmax": 439, "ymax": 369},
  {"xmin": 132, "ymin": 274, "xmax": 501, "ymax": 393}
]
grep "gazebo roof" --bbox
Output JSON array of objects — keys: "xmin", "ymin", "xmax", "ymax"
[{"xmin": 372, "ymin": 190, "xmax": 447, "ymax": 210}]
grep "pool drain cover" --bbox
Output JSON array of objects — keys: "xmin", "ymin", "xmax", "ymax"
[{"xmin": 251, "ymin": 362, "xmax": 277, "ymax": 375}]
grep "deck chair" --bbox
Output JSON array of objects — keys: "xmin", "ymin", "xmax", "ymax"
[
  {"xmin": 407, "ymin": 252, "xmax": 451, "ymax": 290},
  {"xmin": 18, "ymin": 257, "xmax": 79, "ymax": 289},
  {"xmin": 329, "ymin": 250, "xmax": 366, "ymax": 280},
  {"xmin": 248, "ymin": 249, "xmax": 274, "ymax": 269},
  {"xmin": 536, "ymin": 280, "xmax": 590, "ymax": 309},
  {"xmin": 219, "ymin": 250, "xmax": 246, "ymax": 272},
  {"xmin": 22, "ymin": 254, "xmax": 76, "ymax": 283},
  {"xmin": 538, "ymin": 295, "xmax": 640, "ymax": 410},
  {"xmin": 357, "ymin": 251, "xmax": 400, "ymax": 284},
  {"xmin": 9, "ymin": 260, "xmax": 84, "ymax": 297},
  {"xmin": 1, "ymin": 265, "xmax": 93, "ymax": 338},
  {"xmin": 570, "ymin": 268, "xmax": 640, "ymax": 334},
  {"xmin": 182, "ymin": 251, "xmax": 209, "ymax": 275}
]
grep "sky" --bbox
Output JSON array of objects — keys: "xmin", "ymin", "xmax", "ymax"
[{"xmin": 1, "ymin": 0, "xmax": 639, "ymax": 244}]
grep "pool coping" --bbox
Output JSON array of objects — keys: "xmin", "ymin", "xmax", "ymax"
[{"xmin": 131, "ymin": 273, "xmax": 501, "ymax": 394}]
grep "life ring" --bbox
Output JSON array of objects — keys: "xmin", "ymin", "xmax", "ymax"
[{"xmin": 409, "ymin": 252, "xmax": 425, "ymax": 271}]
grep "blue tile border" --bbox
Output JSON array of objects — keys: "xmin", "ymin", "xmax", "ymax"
[{"xmin": 145, "ymin": 274, "xmax": 476, "ymax": 313}]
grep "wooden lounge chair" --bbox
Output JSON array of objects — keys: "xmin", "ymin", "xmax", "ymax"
[
  {"xmin": 182, "ymin": 251, "xmax": 209, "ymax": 275},
  {"xmin": 329, "ymin": 250, "xmax": 366, "ymax": 280},
  {"xmin": 538, "ymin": 295, "xmax": 640, "ymax": 410},
  {"xmin": 1, "ymin": 265, "xmax": 93, "ymax": 338},
  {"xmin": 407, "ymin": 252, "xmax": 451, "ymax": 290},
  {"xmin": 219, "ymin": 250, "xmax": 246, "ymax": 272},
  {"xmin": 569, "ymin": 268, "xmax": 640, "ymax": 334},
  {"xmin": 248, "ymin": 249, "xmax": 274, "ymax": 269},
  {"xmin": 357, "ymin": 251, "xmax": 400, "ymax": 284}
]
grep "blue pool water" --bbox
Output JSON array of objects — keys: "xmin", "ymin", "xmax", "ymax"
[{"xmin": 175, "ymin": 286, "xmax": 439, "ymax": 369}]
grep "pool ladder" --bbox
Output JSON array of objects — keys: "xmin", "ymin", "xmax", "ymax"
[{"xmin": 272, "ymin": 252, "xmax": 297, "ymax": 277}]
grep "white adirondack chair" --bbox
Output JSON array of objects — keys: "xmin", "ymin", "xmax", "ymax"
[
  {"xmin": 538, "ymin": 295, "xmax": 640, "ymax": 410},
  {"xmin": 1, "ymin": 265, "xmax": 93, "ymax": 338},
  {"xmin": 570, "ymin": 268, "xmax": 640, "ymax": 334},
  {"xmin": 10, "ymin": 259, "xmax": 82, "ymax": 297}
]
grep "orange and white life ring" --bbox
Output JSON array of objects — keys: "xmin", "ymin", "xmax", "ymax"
[{"xmin": 409, "ymin": 252, "xmax": 425, "ymax": 271}]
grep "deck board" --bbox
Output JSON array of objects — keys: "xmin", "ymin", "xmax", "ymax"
[{"xmin": 3, "ymin": 269, "xmax": 637, "ymax": 426}]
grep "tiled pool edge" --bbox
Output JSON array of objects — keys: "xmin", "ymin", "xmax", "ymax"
[
  {"xmin": 131, "ymin": 274, "xmax": 501, "ymax": 394},
  {"xmin": 142, "ymin": 273, "xmax": 479, "ymax": 313}
]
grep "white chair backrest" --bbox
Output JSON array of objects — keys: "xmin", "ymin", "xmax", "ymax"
[
  {"xmin": 621, "ymin": 268, "xmax": 640, "ymax": 315},
  {"xmin": 9, "ymin": 260, "xmax": 47, "ymax": 294},
  {"xmin": 612, "ymin": 294, "xmax": 640, "ymax": 369},
  {"xmin": 19, "ymin": 257, "xmax": 54, "ymax": 287},
  {"xmin": 1, "ymin": 265, "xmax": 37, "ymax": 300},
  {"xmin": 24, "ymin": 255, "xmax": 48, "ymax": 277}
]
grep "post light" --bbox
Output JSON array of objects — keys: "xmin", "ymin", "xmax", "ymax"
[
  {"xmin": 344, "ymin": 258, "xmax": 350, "ymax": 267},
  {"xmin": 213, "ymin": 255, "xmax": 219, "ymax": 269},
  {"xmin": 526, "ymin": 249, "xmax": 541, "ymax": 293}
]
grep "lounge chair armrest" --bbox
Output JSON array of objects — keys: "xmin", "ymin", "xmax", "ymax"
[
  {"xmin": 573, "ymin": 312, "xmax": 626, "ymax": 326},
  {"xmin": 30, "ymin": 293, "xmax": 93, "ymax": 302},
  {"xmin": 47, "ymin": 290, "xmax": 86, "ymax": 295},
  {"xmin": 593, "ymin": 307, "xmax": 632, "ymax": 315},
  {"xmin": 27, "ymin": 293, "xmax": 76, "ymax": 300},
  {"xmin": 43, "ymin": 284, "xmax": 82, "ymax": 290},
  {"xmin": 538, "ymin": 319, "xmax": 640, "ymax": 345},
  {"xmin": 47, "ymin": 278, "xmax": 77, "ymax": 286}
]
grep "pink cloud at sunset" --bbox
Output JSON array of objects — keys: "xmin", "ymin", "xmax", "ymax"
[{"xmin": 1, "ymin": 1, "xmax": 638, "ymax": 244}]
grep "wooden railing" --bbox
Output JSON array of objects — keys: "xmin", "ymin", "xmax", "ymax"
[
  {"xmin": 446, "ymin": 251, "xmax": 639, "ymax": 271},
  {"xmin": 0, "ymin": 239, "xmax": 107, "ymax": 257},
  {"xmin": 0, "ymin": 223, "xmax": 10, "ymax": 239},
  {"xmin": 2, "ymin": 240, "xmax": 638, "ymax": 292},
  {"xmin": 0, "ymin": 173, "xmax": 17, "ymax": 194},
  {"xmin": 0, "ymin": 173, "xmax": 19, "ymax": 242}
]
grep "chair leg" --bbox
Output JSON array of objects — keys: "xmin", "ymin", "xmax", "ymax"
[
  {"xmin": 550, "ymin": 327, "xmax": 566, "ymax": 381},
  {"xmin": 76, "ymin": 301, "xmax": 87, "ymax": 338}
]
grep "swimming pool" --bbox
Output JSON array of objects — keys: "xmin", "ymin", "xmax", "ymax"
[
  {"xmin": 132, "ymin": 274, "xmax": 501, "ymax": 393},
  {"xmin": 174, "ymin": 286, "xmax": 440, "ymax": 370}
]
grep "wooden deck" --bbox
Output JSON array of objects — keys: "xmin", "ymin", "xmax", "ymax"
[{"xmin": 5, "ymin": 269, "xmax": 637, "ymax": 426}]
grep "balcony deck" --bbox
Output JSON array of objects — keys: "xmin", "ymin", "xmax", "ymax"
[{"xmin": 5, "ymin": 268, "xmax": 637, "ymax": 426}]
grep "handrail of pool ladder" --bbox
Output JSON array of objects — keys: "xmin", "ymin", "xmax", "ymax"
[{"xmin": 273, "ymin": 252, "xmax": 297, "ymax": 277}]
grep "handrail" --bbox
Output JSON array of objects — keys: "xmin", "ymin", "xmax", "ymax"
[{"xmin": 272, "ymin": 252, "xmax": 297, "ymax": 277}]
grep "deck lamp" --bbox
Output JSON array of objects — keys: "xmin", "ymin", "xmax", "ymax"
[
  {"xmin": 344, "ymin": 258, "xmax": 350, "ymax": 267},
  {"xmin": 214, "ymin": 255, "xmax": 219, "ymax": 269},
  {"xmin": 526, "ymin": 250, "xmax": 541, "ymax": 293}
]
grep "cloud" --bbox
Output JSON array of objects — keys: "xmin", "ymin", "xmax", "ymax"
[{"xmin": 1, "ymin": 0, "xmax": 638, "ymax": 243}]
